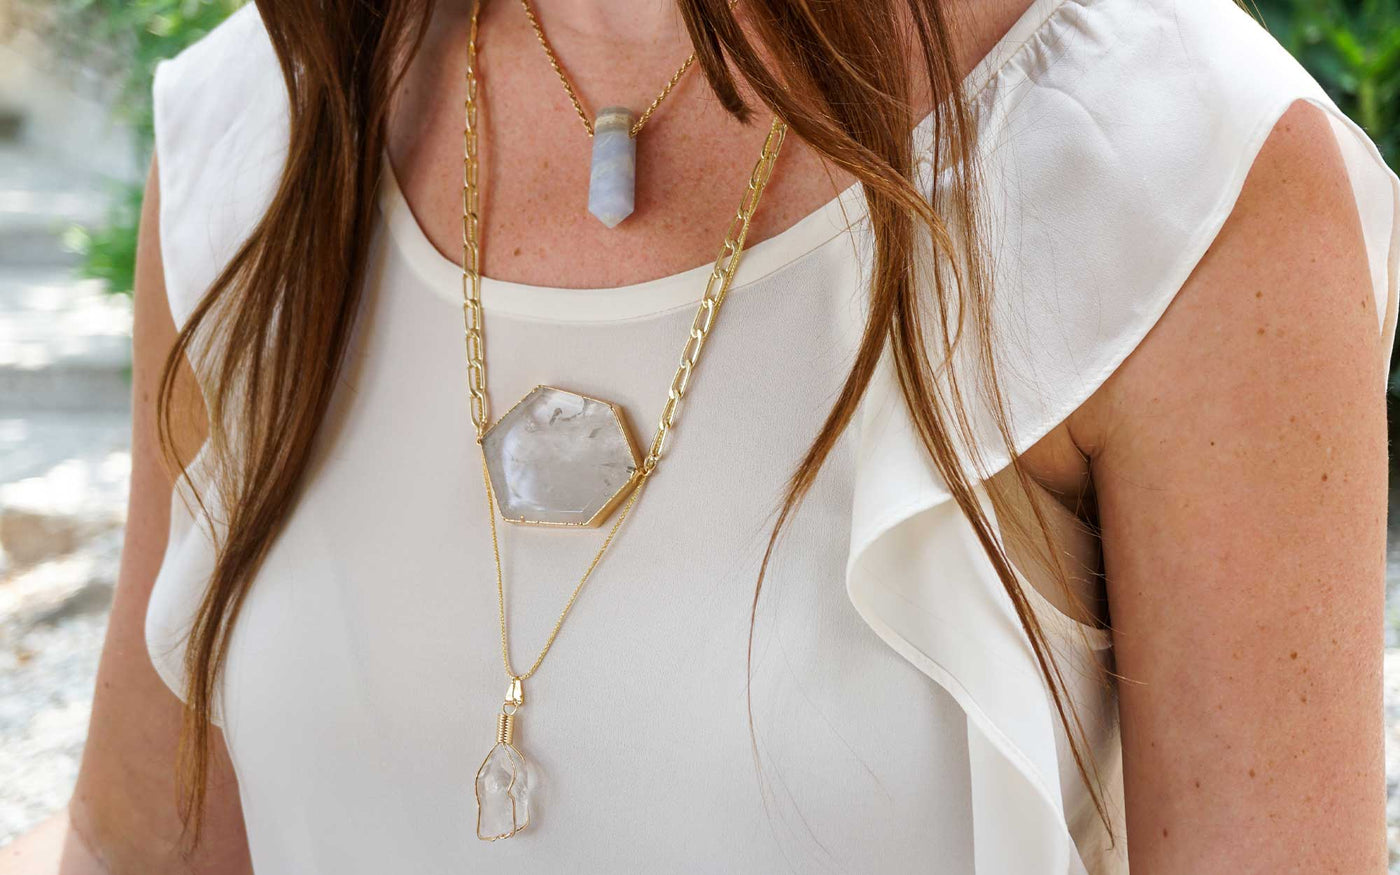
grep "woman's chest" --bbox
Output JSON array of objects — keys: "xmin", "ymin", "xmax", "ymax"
[{"xmin": 213, "ymin": 227, "xmax": 979, "ymax": 872}]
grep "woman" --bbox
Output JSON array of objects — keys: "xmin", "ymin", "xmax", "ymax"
[{"xmin": 3, "ymin": 0, "xmax": 1397, "ymax": 870}]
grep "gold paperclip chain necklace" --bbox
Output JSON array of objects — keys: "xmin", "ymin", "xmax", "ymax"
[{"xmin": 459, "ymin": 0, "xmax": 787, "ymax": 841}]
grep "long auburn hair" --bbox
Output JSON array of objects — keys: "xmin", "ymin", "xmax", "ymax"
[{"xmin": 160, "ymin": 0, "xmax": 1112, "ymax": 846}]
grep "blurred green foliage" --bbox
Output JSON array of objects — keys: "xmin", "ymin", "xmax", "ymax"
[
  {"xmin": 43, "ymin": 0, "xmax": 243, "ymax": 146},
  {"xmin": 1253, "ymin": 0, "xmax": 1400, "ymax": 168},
  {"xmin": 25, "ymin": 0, "xmax": 243, "ymax": 296},
  {"xmin": 61, "ymin": 183, "xmax": 143, "ymax": 293}
]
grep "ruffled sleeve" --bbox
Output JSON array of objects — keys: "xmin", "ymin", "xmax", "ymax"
[
  {"xmin": 145, "ymin": 3, "xmax": 287, "ymax": 722},
  {"xmin": 845, "ymin": 0, "xmax": 1400, "ymax": 871},
  {"xmin": 151, "ymin": 2, "xmax": 288, "ymax": 333}
]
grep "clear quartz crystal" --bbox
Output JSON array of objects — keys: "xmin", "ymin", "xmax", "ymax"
[
  {"xmin": 476, "ymin": 743, "xmax": 530, "ymax": 840},
  {"xmin": 481, "ymin": 386, "xmax": 638, "ymax": 526}
]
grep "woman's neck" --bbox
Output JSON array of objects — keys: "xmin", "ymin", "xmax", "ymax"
[
  {"xmin": 515, "ymin": 0, "xmax": 692, "ymax": 48},
  {"xmin": 390, "ymin": 0, "xmax": 1039, "ymax": 290}
]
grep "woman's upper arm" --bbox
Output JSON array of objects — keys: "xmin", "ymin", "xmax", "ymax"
[
  {"xmin": 1071, "ymin": 99, "xmax": 1390, "ymax": 873},
  {"xmin": 59, "ymin": 152, "xmax": 250, "ymax": 874}
]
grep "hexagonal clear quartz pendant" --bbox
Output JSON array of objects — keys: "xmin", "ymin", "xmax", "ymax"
[{"xmin": 481, "ymin": 386, "xmax": 641, "ymax": 527}]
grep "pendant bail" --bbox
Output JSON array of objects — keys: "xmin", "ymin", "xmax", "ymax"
[
  {"xmin": 496, "ymin": 711, "xmax": 515, "ymax": 746},
  {"xmin": 506, "ymin": 676, "xmax": 525, "ymax": 708}
]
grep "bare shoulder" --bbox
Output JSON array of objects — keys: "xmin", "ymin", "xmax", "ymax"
[
  {"xmin": 1070, "ymin": 98, "xmax": 1384, "ymax": 452},
  {"xmin": 1063, "ymin": 98, "xmax": 1389, "ymax": 872}
]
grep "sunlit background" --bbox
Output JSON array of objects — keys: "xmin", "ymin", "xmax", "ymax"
[{"xmin": 1, "ymin": 0, "xmax": 1398, "ymax": 863}]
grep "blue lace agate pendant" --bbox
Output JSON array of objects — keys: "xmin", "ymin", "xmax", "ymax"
[{"xmin": 588, "ymin": 107, "xmax": 636, "ymax": 228}]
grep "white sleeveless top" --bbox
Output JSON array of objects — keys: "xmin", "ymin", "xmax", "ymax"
[{"xmin": 145, "ymin": 0, "xmax": 1400, "ymax": 872}]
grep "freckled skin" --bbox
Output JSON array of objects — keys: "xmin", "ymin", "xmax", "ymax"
[
  {"xmin": 1069, "ymin": 102, "xmax": 1389, "ymax": 873},
  {"xmin": 384, "ymin": 0, "xmax": 853, "ymax": 291}
]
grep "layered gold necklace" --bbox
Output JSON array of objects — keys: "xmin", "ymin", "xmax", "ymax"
[{"xmin": 459, "ymin": 0, "xmax": 788, "ymax": 842}]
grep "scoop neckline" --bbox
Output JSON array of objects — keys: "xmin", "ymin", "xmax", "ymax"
[
  {"xmin": 376, "ymin": 0, "xmax": 1069, "ymax": 323},
  {"xmin": 379, "ymin": 157, "xmax": 871, "ymax": 322}
]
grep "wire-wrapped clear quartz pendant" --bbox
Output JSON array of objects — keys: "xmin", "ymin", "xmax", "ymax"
[
  {"xmin": 475, "ymin": 726, "xmax": 530, "ymax": 840},
  {"xmin": 476, "ymin": 680, "xmax": 531, "ymax": 841}
]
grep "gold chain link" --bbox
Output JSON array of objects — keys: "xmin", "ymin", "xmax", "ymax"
[
  {"xmin": 642, "ymin": 119, "xmax": 785, "ymax": 473},
  {"xmin": 460, "ymin": 0, "xmax": 787, "ymax": 683},
  {"xmin": 461, "ymin": 5, "xmax": 488, "ymax": 438},
  {"xmin": 518, "ymin": 0, "xmax": 696, "ymax": 138}
]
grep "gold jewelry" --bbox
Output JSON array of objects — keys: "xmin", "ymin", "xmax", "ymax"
[
  {"xmin": 460, "ymin": 0, "xmax": 787, "ymax": 841},
  {"xmin": 518, "ymin": 0, "xmax": 696, "ymax": 139}
]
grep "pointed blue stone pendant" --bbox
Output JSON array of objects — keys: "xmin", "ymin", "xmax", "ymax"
[{"xmin": 588, "ymin": 107, "xmax": 636, "ymax": 228}]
